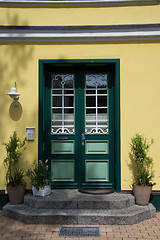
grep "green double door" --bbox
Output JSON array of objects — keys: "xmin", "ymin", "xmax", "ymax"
[{"xmin": 44, "ymin": 63, "xmax": 115, "ymax": 190}]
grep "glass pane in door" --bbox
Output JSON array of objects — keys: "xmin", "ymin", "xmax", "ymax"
[
  {"xmin": 85, "ymin": 74, "xmax": 108, "ymax": 134},
  {"xmin": 51, "ymin": 74, "xmax": 74, "ymax": 134}
]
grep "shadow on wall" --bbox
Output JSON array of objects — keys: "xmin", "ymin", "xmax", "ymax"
[
  {"xmin": 0, "ymin": 13, "xmax": 35, "ymax": 189},
  {"xmin": 0, "ymin": 13, "xmax": 34, "ymax": 134},
  {"xmin": 9, "ymin": 102, "xmax": 23, "ymax": 121}
]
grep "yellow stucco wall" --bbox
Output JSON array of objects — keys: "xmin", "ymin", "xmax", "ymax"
[
  {"xmin": 0, "ymin": 3, "xmax": 160, "ymax": 191},
  {"xmin": 1, "ymin": 43, "xmax": 160, "ymax": 190},
  {"xmin": 1, "ymin": 4, "xmax": 160, "ymax": 26}
]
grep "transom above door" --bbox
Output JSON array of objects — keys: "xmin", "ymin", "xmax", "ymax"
[{"xmin": 39, "ymin": 60, "xmax": 120, "ymax": 191}]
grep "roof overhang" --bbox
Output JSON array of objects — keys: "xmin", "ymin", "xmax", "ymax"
[{"xmin": 0, "ymin": 0, "xmax": 159, "ymax": 7}]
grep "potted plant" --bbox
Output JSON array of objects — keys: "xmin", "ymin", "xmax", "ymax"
[
  {"xmin": 26, "ymin": 159, "xmax": 51, "ymax": 197},
  {"xmin": 3, "ymin": 131, "xmax": 26, "ymax": 204},
  {"xmin": 129, "ymin": 133, "xmax": 155, "ymax": 205}
]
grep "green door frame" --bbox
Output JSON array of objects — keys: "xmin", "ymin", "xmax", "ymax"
[{"xmin": 38, "ymin": 59, "xmax": 121, "ymax": 192}]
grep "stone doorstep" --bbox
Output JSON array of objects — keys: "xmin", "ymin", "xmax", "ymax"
[
  {"xmin": 2, "ymin": 203, "xmax": 156, "ymax": 225},
  {"xmin": 24, "ymin": 192, "xmax": 135, "ymax": 210},
  {"xmin": 2, "ymin": 191, "xmax": 156, "ymax": 225}
]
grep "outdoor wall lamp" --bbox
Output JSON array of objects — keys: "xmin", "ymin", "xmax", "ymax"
[{"xmin": 7, "ymin": 81, "xmax": 20, "ymax": 106}]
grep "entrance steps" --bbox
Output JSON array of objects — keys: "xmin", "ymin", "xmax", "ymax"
[{"xmin": 2, "ymin": 189, "xmax": 156, "ymax": 225}]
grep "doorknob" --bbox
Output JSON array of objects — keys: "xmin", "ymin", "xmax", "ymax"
[{"xmin": 82, "ymin": 133, "xmax": 85, "ymax": 146}]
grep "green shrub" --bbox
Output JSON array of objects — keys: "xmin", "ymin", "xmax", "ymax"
[
  {"xmin": 130, "ymin": 133, "xmax": 155, "ymax": 186},
  {"xmin": 3, "ymin": 131, "xmax": 26, "ymax": 186},
  {"xmin": 26, "ymin": 160, "xmax": 51, "ymax": 190}
]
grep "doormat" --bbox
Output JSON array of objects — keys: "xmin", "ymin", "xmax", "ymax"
[
  {"xmin": 79, "ymin": 189, "xmax": 114, "ymax": 195},
  {"xmin": 59, "ymin": 227, "xmax": 100, "ymax": 237}
]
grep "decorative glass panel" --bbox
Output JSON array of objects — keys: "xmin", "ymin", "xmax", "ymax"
[
  {"xmin": 85, "ymin": 74, "xmax": 108, "ymax": 134},
  {"xmin": 51, "ymin": 74, "xmax": 74, "ymax": 134}
]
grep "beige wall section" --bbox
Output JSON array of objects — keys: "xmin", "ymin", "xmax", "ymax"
[
  {"xmin": 0, "ymin": 4, "xmax": 160, "ymax": 26},
  {"xmin": 0, "ymin": 42, "xmax": 160, "ymax": 190},
  {"xmin": 0, "ymin": 44, "xmax": 38, "ymax": 190}
]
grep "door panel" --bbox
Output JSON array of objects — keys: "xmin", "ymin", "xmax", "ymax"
[
  {"xmin": 85, "ymin": 140, "xmax": 109, "ymax": 154},
  {"xmin": 51, "ymin": 160, "xmax": 75, "ymax": 182},
  {"xmin": 49, "ymin": 72, "xmax": 76, "ymax": 185},
  {"xmin": 44, "ymin": 64, "xmax": 115, "ymax": 189},
  {"xmin": 85, "ymin": 160, "xmax": 109, "ymax": 182},
  {"xmin": 81, "ymin": 71, "xmax": 114, "ymax": 189},
  {"xmin": 51, "ymin": 140, "xmax": 74, "ymax": 154}
]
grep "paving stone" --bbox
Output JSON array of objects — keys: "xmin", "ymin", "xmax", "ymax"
[{"xmin": 1, "ymin": 211, "xmax": 160, "ymax": 240}]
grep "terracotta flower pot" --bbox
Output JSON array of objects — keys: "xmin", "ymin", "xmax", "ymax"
[
  {"xmin": 133, "ymin": 185, "xmax": 152, "ymax": 205},
  {"xmin": 7, "ymin": 185, "xmax": 26, "ymax": 204}
]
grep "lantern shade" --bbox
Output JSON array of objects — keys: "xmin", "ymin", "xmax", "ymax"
[{"xmin": 7, "ymin": 82, "xmax": 20, "ymax": 100}]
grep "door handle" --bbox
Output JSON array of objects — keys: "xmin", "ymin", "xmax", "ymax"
[{"xmin": 82, "ymin": 133, "xmax": 85, "ymax": 146}]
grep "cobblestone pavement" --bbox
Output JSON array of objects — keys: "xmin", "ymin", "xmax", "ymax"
[{"xmin": 0, "ymin": 211, "xmax": 160, "ymax": 240}]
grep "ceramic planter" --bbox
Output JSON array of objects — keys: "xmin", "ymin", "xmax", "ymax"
[
  {"xmin": 133, "ymin": 185, "xmax": 152, "ymax": 205},
  {"xmin": 32, "ymin": 185, "xmax": 51, "ymax": 197},
  {"xmin": 7, "ymin": 185, "xmax": 26, "ymax": 204}
]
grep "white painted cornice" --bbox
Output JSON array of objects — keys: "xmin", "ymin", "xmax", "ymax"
[
  {"xmin": 0, "ymin": 24, "xmax": 160, "ymax": 42},
  {"xmin": 0, "ymin": 0, "xmax": 159, "ymax": 7}
]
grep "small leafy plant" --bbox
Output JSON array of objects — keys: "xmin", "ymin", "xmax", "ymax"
[
  {"xmin": 130, "ymin": 133, "xmax": 155, "ymax": 186},
  {"xmin": 3, "ymin": 131, "xmax": 26, "ymax": 186},
  {"xmin": 26, "ymin": 160, "xmax": 51, "ymax": 191}
]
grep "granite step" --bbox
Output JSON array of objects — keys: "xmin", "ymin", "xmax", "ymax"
[
  {"xmin": 24, "ymin": 190, "xmax": 135, "ymax": 210},
  {"xmin": 2, "ymin": 190, "xmax": 156, "ymax": 225},
  {"xmin": 3, "ymin": 203, "xmax": 156, "ymax": 225}
]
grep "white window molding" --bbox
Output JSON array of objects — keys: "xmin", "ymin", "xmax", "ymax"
[{"xmin": 0, "ymin": 24, "xmax": 160, "ymax": 42}]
